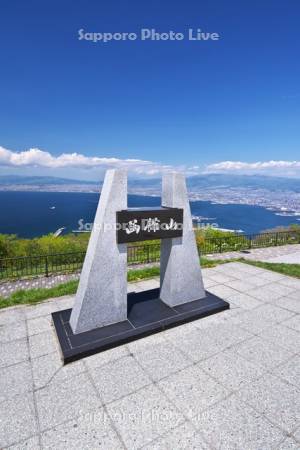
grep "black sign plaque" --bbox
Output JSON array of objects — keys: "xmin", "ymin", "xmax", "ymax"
[{"xmin": 116, "ymin": 207, "xmax": 183, "ymax": 243}]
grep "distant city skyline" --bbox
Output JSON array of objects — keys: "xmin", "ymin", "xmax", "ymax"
[{"xmin": 0, "ymin": 1, "xmax": 299, "ymax": 179}]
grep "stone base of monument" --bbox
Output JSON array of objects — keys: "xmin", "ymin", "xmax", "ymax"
[{"xmin": 52, "ymin": 288, "xmax": 229, "ymax": 364}]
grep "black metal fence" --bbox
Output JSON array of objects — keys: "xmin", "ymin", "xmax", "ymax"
[
  {"xmin": 0, "ymin": 231, "xmax": 299, "ymax": 281},
  {"xmin": 198, "ymin": 230, "xmax": 300, "ymax": 255}
]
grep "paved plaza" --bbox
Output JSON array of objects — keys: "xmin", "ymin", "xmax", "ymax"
[
  {"xmin": 205, "ymin": 243, "xmax": 300, "ymax": 263},
  {"xmin": 0, "ymin": 262, "xmax": 299, "ymax": 449}
]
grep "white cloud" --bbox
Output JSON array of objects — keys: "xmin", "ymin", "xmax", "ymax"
[
  {"xmin": 2, "ymin": 146, "xmax": 299, "ymax": 179},
  {"xmin": 0, "ymin": 146, "xmax": 177, "ymax": 176},
  {"xmin": 205, "ymin": 160, "xmax": 300, "ymax": 177}
]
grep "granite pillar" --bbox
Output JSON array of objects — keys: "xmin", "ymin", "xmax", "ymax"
[
  {"xmin": 160, "ymin": 172, "xmax": 206, "ymax": 306},
  {"xmin": 70, "ymin": 169, "xmax": 127, "ymax": 334}
]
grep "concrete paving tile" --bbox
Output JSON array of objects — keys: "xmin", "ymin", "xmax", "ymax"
[
  {"xmin": 200, "ymin": 321, "xmax": 254, "ymax": 350},
  {"xmin": 0, "ymin": 361, "xmax": 32, "ymax": 402},
  {"xmin": 0, "ymin": 320, "xmax": 27, "ymax": 343},
  {"xmin": 277, "ymin": 436, "xmax": 300, "ymax": 449},
  {"xmin": 0, "ymin": 338, "xmax": 29, "ymax": 368},
  {"xmin": 251, "ymin": 304, "xmax": 294, "ymax": 323},
  {"xmin": 232, "ymin": 336, "xmax": 294, "ymax": 370},
  {"xmin": 127, "ymin": 332, "xmax": 169, "ymax": 353},
  {"xmin": 258, "ymin": 324, "xmax": 300, "ymax": 353},
  {"xmin": 0, "ymin": 307, "xmax": 25, "ymax": 326},
  {"xmin": 29, "ymin": 330, "xmax": 58, "ymax": 359},
  {"xmin": 164, "ymin": 326, "xmax": 223, "ymax": 362},
  {"xmin": 242, "ymin": 275, "xmax": 272, "ymax": 287},
  {"xmin": 273, "ymin": 355, "xmax": 300, "ymax": 388},
  {"xmin": 32, "ymin": 351, "xmax": 85, "ymax": 389},
  {"xmin": 41, "ymin": 409, "xmax": 122, "ymax": 450},
  {"xmin": 247, "ymin": 285, "xmax": 285, "ymax": 302},
  {"xmin": 268, "ymin": 284, "xmax": 298, "ymax": 297},
  {"xmin": 35, "ymin": 372, "xmax": 101, "ymax": 431},
  {"xmin": 191, "ymin": 394, "xmax": 285, "ymax": 450},
  {"xmin": 6, "ymin": 435, "xmax": 40, "ymax": 449},
  {"xmin": 200, "ymin": 268, "xmax": 223, "ymax": 277},
  {"xmin": 199, "ymin": 349, "xmax": 265, "ymax": 391},
  {"xmin": 134, "ymin": 279, "xmax": 159, "ymax": 291},
  {"xmin": 278, "ymin": 277, "xmax": 300, "ymax": 289},
  {"xmin": 132, "ymin": 339, "xmax": 191, "ymax": 381},
  {"xmin": 282, "ymin": 315, "xmax": 300, "ymax": 333},
  {"xmin": 292, "ymin": 427, "xmax": 300, "ymax": 444},
  {"xmin": 193, "ymin": 308, "xmax": 244, "ymax": 330},
  {"xmin": 24, "ymin": 301, "xmax": 57, "ymax": 319},
  {"xmin": 205, "ymin": 273, "xmax": 237, "ymax": 284},
  {"xmin": 90, "ymin": 355, "xmax": 151, "ymax": 404},
  {"xmin": 236, "ymin": 373, "xmax": 300, "ymax": 433},
  {"xmin": 201, "ymin": 268, "xmax": 216, "ymax": 278},
  {"xmin": 142, "ymin": 420, "xmax": 211, "ymax": 450},
  {"xmin": 258, "ymin": 271, "xmax": 286, "ymax": 282},
  {"xmin": 84, "ymin": 345, "xmax": 129, "ymax": 371},
  {"xmin": 274, "ymin": 296, "xmax": 300, "ymax": 314},
  {"xmin": 229, "ymin": 292, "xmax": 262, "ymax": 310},
  {"xmin": 234, "ymin": 264, "xmax": 268, "ymax": 275},
  {"xmin": 27, "ymin": 316, "xmax": 52, "ymax": 336},
  {"xmin": 234, "ymin": 304, "xmax": 294, "ymax": 334},
  {"xmin": 206, "ymin": 285, "xmax": 239, "ymax": 300},
  {"xmin": 127, "ymin": 282, "xmax": 142, "ymax": 293},
  {"xmin": 224, "ymin": 279, "xmax": 260, "ymax": 293},
  {"xmin": 0, "ymin": 392, "xmax": 37, "ymax": 448},
  {"xmin": 203, "ymin": 277, "xmax": 219, "ymax": 288},
  {"xmin": 106, "ymin": 384, "xmax": 185, "ymax": 450},
  {"xmin": 158, "ymin": 364, "xmax": 229, "ymax": 419},
  {"xmin": 54, "ymin": 295, "xmax": 75, "ymax": 311},
  {"xmin": 214, "ymin": 267, "xmax": 251, "ymax": 280},
  {"xmin": 222, "ymin": 263, "xmax": 264, "ymax": 275},
  {"xmin": 289, "ymin": 291, "xmax": 300, "ymax": 301}
]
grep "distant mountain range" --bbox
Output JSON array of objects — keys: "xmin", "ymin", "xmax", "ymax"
[
  {"xmin": 187, "ymin": 174, "xmax": 300, "ymax": 192},
  {"xmin": 131, "ymin": 174, "xmax": 300, "ymax": 192},
  {"xmin": 0, "ymin": 175, "xmax": 98, "ymax": 185},
  {"xmin": 0, "ymin": 174, "xmax": 300, "ymax": 192}
]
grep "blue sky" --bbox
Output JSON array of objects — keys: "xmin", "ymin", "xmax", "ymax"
[{"xmin": 0, "ymin": 0, "xmax": 299, "ymax": 179}]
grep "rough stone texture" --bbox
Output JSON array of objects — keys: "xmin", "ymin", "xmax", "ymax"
[
  {"xmin": 158, "ymin": 364, "xmax": 229, "ymax": 419},
  {"xmin": 106, "ymin": 384, "xmax": 185, "ymax": 449},
  {"xmin": 70, "ymin": 169, "xmax": 127, "ymax": 334},
  {"xmin": 90, "ymin": 355, "xmax": 152, "ymax": 404},
  {"xmin": 160, "ymin": 172, "xmax": 206, "ymax": 306},
  {"xmin": 142, "ymin": 421, "xmax": 211, "ymax": 450},
  {"xmin": 0, "ymin": 361, "xmax": 33, "ymax": 402},
  {"xmin": 0, "ymin": 392, "xmax": 37, "ymax": 448},
  {"xmin": 35, "ymin": 373, "xmax": 102, "ymax": 431},
  {"xmin": 0, "ymin": 338, "xmax": 29, "ymax": 368},
  {"xmin": 41, "ymin": 409, "xmax": 122, "ymax": 450},
  {"xmin": 192, "ymin": 394, "xmax": 286, "ymax": 450},
  {"xmin": 0, "ymin": 262, "xmax": 300, "ymax": 449},
  {"xmin": 236, "ymin": 373, "xmax": 300, "ymax": 433}
]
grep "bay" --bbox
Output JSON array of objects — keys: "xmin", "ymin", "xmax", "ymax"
[{"xmin": 0, "ymin": 191, "xmax": 298, "ymax": 238}]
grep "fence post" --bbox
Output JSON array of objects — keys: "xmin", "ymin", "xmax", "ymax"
[
  {"xmin": 45, "ymin": 256, "xmax": 49, "ymax": 277},
  {"xmin": 275, "ymin": 233, "xmax": 278, "ymax": 246},
  {"xmin": 219, "ymin": 239, "xmax": 222, "ymax": 253},
  {"xmin": 147, "ymin": 245, "xmax": 150, "ymax": 263}
]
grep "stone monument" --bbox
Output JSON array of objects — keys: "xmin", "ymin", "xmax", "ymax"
[{"xmin": 52, "ymin": 169, "xmax": 229, "ymax": 363}]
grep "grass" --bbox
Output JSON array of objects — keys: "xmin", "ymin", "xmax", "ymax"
[
  {"xmin": 0, "ymin": 257, "xmax": 234, "ymax": 309},
  {"xmin": 128, "ymin": 266, "xmax": 160, "ymax": 282},
  {"xmin": 243, "ymin": 260, "xmax": 300, "ymax": 278},
  {"xmin": 0, "ymin": 280, "xmax": 79, "ymax": 309}
]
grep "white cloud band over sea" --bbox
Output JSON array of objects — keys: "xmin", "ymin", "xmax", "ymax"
[{"xmin": 0, "ymin": 145, "xmax": 300, "ymax": 179}]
